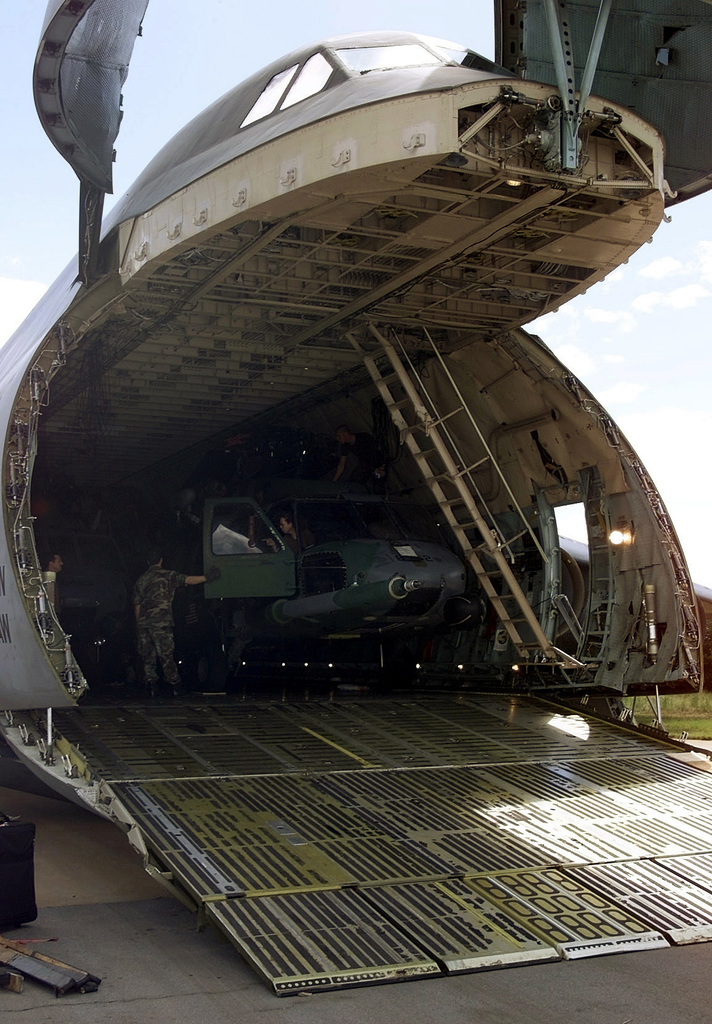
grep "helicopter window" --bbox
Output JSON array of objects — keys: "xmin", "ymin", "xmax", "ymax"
[
  {"xmin": 281, "ymin": 52, "xmax": 334, "ymax": 109},
  {"xmin": 334, "ymin": 44, "xmax": 441, "ymax": 74},
  {"xmin": 241, "ymin": 63, "xmax": 299, "ymax": 127},
  {"xmin": 294, "ymin": 500, "xmax": 364, "ymax": 544},
  {"xmin": 211, "ymin": 503, "xmax": 275, "ymax": 554},
  {"xmin": 387, "ymin": 503, "xmax": 444, "ymax": 545},
  {"xmin": 353, "ymin": 501, "xmax": 400, "ymax": 541}
]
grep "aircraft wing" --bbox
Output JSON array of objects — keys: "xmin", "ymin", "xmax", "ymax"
[{"xmin": 495, "ymin": 0, "xmax": 712, "ymax": 203}]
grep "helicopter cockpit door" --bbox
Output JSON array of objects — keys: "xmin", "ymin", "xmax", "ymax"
[{"xmin": 203, "ymin": 498, "xmax": 296, "ymax": 598}]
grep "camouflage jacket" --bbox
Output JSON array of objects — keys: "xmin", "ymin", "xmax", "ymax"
[{"xmin": 133, "ymin": 565, "xmax": 187, "ymax": 624}]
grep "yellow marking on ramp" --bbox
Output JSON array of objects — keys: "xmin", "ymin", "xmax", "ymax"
[{"xmin": 299, "ymin": 726, "xmax": 377, "ymax": 768}]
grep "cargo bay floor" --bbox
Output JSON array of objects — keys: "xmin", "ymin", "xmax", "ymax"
[{"xmin": 3, "ymin": 690, "xmax": 712, "ymax": 1016}]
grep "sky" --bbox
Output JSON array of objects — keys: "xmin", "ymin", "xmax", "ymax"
[{"xmin": 3, "ymin": 1, "xmax": 712, "ymax": 584}]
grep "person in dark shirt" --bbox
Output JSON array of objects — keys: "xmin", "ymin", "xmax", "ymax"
[
  {"xmin": 266, "ymin": 512, "xmax": 315, "ymax": 553},
  {"xmin": 332, "ymin": 425, "xmax": 385, "ymax": 489}
]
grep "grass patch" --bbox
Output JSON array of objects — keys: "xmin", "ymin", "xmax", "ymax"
[
  {"xmin": 625, "ymin": 692, "xmax": 712, "ymax": 738},
  {"xmin": 635, "ymin": 717, "xmax": 711, "ymax": 739}
]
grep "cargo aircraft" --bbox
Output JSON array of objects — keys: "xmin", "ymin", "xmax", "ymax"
[
  {"xmin": 3, "ymin": 0, "xmax": 712, "ymax": 720},
  {"xmin": 5, "ymin": 0, "xmax": 712, "ymax": 996}
]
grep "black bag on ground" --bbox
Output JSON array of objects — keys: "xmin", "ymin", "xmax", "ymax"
[{"xmin": 0, "ymin": 822, "xmax": 37, "ymax": 927}]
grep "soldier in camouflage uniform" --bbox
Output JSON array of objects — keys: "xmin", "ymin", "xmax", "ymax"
[{"xmin": 133, "ymin": 547, "xmax": 218, "ymax": 695}]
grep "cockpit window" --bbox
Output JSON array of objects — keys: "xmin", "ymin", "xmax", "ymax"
[
  {"xmin": 433, "ymin": 44, "xmax": 510, "ymax": 75},
  {"xmin": 386, "ymin": 503, "xmax": 443, "ymax": 545},
  {"xmin": 293, "ymin": 500, "xmax": 364, "ymax": 544},
  {"xmin": 334, "ymin": 44, "xmax": 442, "ymax": 74},
  {"xmin": 282, "ymin": 52, "xmax": 334, "ymax": 109},
  {"xmin": 211, "ymin": 503, "xmax": 277, "ymax": 554},
  {"xmin": 353, "ymin": 501, "xmax": 443, "ymax": 544},
  {"xmin": 437, "ymin": 45, "xmax": 474, "ymax": 65},
  {"xmin": 289, "ymin": 498, "xmax": 444, "ymax": 546},
  {"xmin": 241, "ymin": 63, "xmax": 299, "ymax": 127}
]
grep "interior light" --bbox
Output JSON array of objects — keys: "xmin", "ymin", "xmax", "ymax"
[{"xmin": 505, "ymin": 178, "xmax": 522, "ymax": 187}]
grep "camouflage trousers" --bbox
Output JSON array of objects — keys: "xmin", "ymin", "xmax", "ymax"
[{"xmin": 137, "ymin": 619, "xmax": 180, "ymax": 691}]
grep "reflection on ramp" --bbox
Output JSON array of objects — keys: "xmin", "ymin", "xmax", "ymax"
[
  {"xmin": 469, "ymin": 869, "xmax": 666, "ymax": 959},
  {"xmin": 49, "ymin": 695, "xmax": 712, "ymax": 994},
  {"xmin": 569, "ymin": 859, "xmax": 712, "ymax": 945}
]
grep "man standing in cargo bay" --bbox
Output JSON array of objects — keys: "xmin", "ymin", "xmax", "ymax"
[{"xmin": 133, "ymin": 547, "xmax": 218, "ymax": 696}]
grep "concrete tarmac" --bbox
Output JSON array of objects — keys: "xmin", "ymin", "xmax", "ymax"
[{"xmin": 1, "ymin": 749, "xmax": 712, "ymax": 1023}]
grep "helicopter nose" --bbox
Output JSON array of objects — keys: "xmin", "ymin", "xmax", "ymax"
[{"xmin": 443, "ymin": 594, "xmax": 486, "ymax": 629}]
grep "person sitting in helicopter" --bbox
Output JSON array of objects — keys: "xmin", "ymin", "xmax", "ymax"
[{"xmin": 266, "ymin": 510, "xmax": 315, "ymax": 552}]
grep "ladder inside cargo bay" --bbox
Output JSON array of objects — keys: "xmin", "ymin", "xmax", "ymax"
[{"xmin": 351, "ymin": 324, "xmax": 582, "ymax": 670}]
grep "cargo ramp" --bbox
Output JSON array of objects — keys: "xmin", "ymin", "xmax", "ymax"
[{"xmin": 6, "ymin": 693, "xmax": 712, "ymax": 995}]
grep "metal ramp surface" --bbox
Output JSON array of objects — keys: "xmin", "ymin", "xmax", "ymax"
[{"xmin": 50, "ymin": 694, "xmax": 712, "ymax": 994}]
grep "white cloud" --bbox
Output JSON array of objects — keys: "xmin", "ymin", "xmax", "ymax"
[
  {"xmin": 526, "ymin": 305, "xmax": 584, "ymax": 349},
  {"xmin": 0, "ymin": 277, "xmax": 47, "ymax": 346},
  {"xmin": 583, "ymin": 307, "xmax": 636, "ymax": 333},
  {"xmin": 631, "ymin": 283, "xmax": 710, "ymax": 312},
  {"xmin": 584, "ymin": 308, "xmax": 618, "ymax": 323},
  {"xmin": 605, "ymin": 266, "xmax": 627, "ymax": 284},
  {"xmin": 602, "ymin": 353, "xmax": 625, "ymax": 364},
  {"xmin": 531, "ymin": 304, "xmax": 579, "ymax": 330},
  {"xmin": 598, "ymin": 381, "xmax": 645, "ymax": 405},
  {"xmin": 697, "ymin": 241, "xmax": 712, "ymax": 284},
  {"xmin": 666, "ymin": 283, "xmax": 710, "ymax": 308},
  {"xmin": 595, "ymin": 265, "xmax": 629, "ymax": 292},
  {"xmin": 553, "ymin": 343, "xmax": 595, "ymax": 377},
  {"xmin": 638, "ymin": 256, "xmax": 685, "ymax": 280},
  {"xmin": 631, "ymin": 291, "xmax": 662, "ymax": 312}
]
